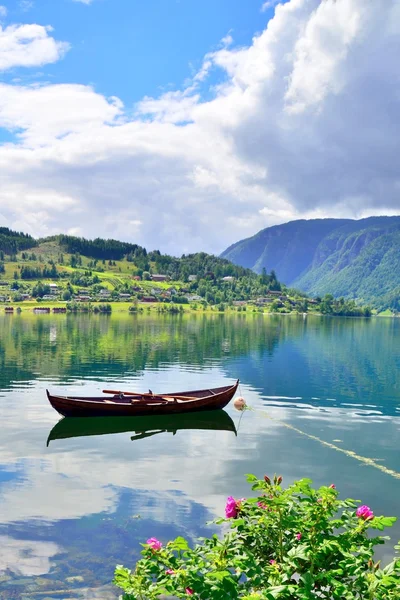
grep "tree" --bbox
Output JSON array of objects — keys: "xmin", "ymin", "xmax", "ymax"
[
  {"xmin": 320, "ymin": 294, "xmax": 334, "ymax": 314},
  {"xmin": 270, "ymin": 299, "xmax": 281, "ymax": 312},
  {"xmin": 260, "ymin": 267, "xmax": 269, "ymax": 285},
  {"xmin": 70, "ymin": 253, "xmax": 82, "ymax": 268},
  {"xmin": 297, "ymin": 299, "xmax": 308, "ymax": 313},
  {"xmin": 32, "ymin": 282, "xmax": 50, "ymax": 298}
]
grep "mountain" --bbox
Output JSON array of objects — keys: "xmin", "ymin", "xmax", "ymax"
[{"xmin": 221, "ymin": 216, "xmax": 400, "ymax": 310}]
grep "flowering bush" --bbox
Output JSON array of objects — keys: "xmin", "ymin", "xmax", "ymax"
[{"xmin": 114, "ymin": 474, "xmax": 400, "ymax": 599}]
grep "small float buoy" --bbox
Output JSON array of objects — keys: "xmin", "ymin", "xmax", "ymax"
[{"xmin": 233, "ymin": 396, "xmax": 247, "ymax": 411}]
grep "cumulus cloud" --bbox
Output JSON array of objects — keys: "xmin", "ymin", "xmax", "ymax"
[
  {"xmin": 0, "ymin": 0, "xmax": 400, "ymax": 254},
  {"xmin": 0, "ymin": 23, "xmax": 69, "ymax": 71},
  {"xmin": 0, "ymin": 83, "xmax": 122, "ymax": 144}
]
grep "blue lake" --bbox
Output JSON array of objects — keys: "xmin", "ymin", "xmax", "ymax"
[{"xmin": 0, "ymin": 313, "xmax": 399, "ymax": 598}]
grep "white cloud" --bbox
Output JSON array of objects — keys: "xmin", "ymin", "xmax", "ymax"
[
  {"xmin": 284, "ymin": 0, "xmax": 363, "ymax": 113},
  {"xmin": 19, "ymin": 0, "xmax": 34, "ymax": 11},
  {"xmin": 0, "ymin": 23, "xmax": 69, "ymax": 71},
  {"xmin": 0, "ymin": 6, "xmax": 7, "ymax": 17},
  {"xmin": 0, "ymin": 83, "xmax": 122, "ymax": 144},
  {"xmin": 0, "ymin": 0, "xmax": 400, "ymax": 254},
  {"xmin": 261, "ymin": 0, "xmax": 279, "ymax": 12}
]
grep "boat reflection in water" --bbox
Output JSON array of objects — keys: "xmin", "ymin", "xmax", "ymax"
[{"xmin": 47, "ymin": 410, "xmax": 237, "ymax": 446}]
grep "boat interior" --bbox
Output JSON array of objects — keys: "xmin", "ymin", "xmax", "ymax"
[{"xmin": 56, "ymin": 384, "xmax": 235, "ymax": 405}]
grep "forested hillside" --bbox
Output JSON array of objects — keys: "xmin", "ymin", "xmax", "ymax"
[
  {"xmin": 221, "ymin": 216, "xmax": 400, "ymax": 310},
  {"xmin": 0, "ymin": 227, "xmax": 381, "ymax": 313},
  {"xmin": 0, "ymin": 227, "xmax": 37, "ymax": 255},
  {"xmin": 0, "ymin": 230, "xmax": 284, "ymax": 308},
  {"xmin": 50, "ymin": 234, "xmax": 257, "ymax": 280}
]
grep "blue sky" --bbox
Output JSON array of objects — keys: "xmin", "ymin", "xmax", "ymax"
[
  {"xmin": 2, "ymin": 0, "xmax": 277, "ymax": 105},
  {"xmin": 0, "ymin": 0, "xmax": 398, "ymax": 254}
]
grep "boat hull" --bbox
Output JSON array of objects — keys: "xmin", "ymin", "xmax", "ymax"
[{"xmin": 46, "ymin": 381, "xmax": 239, "ymax": 417}]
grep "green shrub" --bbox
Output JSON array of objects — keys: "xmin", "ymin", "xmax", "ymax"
[{"xmin": 114, "ymin": 474, "xmax": 400, "ymax": 599}]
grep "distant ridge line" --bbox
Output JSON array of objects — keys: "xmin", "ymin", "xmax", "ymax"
[{"xmin": 221, "ymin": 215, "xmax": 400, "ymax": 310}]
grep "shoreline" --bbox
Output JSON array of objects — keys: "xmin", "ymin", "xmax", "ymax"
[{"xmin": 0, "ymin": 302, "xmax": 396, "ymax": 318}]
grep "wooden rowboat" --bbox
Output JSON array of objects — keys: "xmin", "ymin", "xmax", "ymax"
[
  {"xmin": 46, "ymin": 380, "xmax": 239, "ymax": 417},
  {"xmin": 46, "ymin": 410, "xmax": 237, "ymax": 446}
]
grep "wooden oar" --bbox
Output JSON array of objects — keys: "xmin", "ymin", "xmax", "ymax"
[
  {"xmin": 103, "ymin": 389, "xmax": 152, "ymax": 396},
  {"xmin": 102, "ymin": 389, "xmax": 197, "ymax": 401}
]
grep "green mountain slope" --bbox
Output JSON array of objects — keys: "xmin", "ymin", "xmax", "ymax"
[
  {"xmin": 221, "ymin": 219, "xmax": 351, "ymax": 282},
  {"xmin": 0, "ymin": 229, "xmax": 284, "ymax": 307},
  {"xmin": 221, "ymin": 216, "xmax": 400, "ymax": 309}
]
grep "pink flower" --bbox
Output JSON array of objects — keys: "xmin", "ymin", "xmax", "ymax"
[
  {"xmin": 225, "ymin": 496, "xmax": 245, "ymax": 518},
  {"xmin": 269, "ymin": 559, "xmax": 276, "ymax": 565},
  {"xmin": 165, "ymin": 569, "xmax": 175, "ymax": 575},
  {"xmin": 257, "ymin": 501, "xmax": 267, "ymax": 509},
  {"xmin": 296, "ymin": 533, "xmax": 302, "ymax": 540},
  {"xmin": 225, "ymin": 496, "xmax": 238, "ymax": 518},
  {"xmin": 356, "ymin": 505, "xmax": 374, "ymax": 520},
  {"xmin": 186, "ymin": 587, "xmax": 194, "ymax": 595},
  {"xmin": 329, "ymin": 484, "xmax": 336, "ymax": 489},
  {"xmin": 146, "ymin": 537, "xmax": 163, "ymax": 551}
]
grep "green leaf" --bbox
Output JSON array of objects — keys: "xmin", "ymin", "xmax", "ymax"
[
  {"xmin": 171, "ymin": 536, "xmax": 190, "ymax": 550},
  {"xmin": 207, "ymin": 570, "xmax": 232, "ymax": 581},
  {"xmin": 287, "ymin": 544, "xmax": 309, "ymax": 560},
  {"xmin": 268, "ymin": 585, "xmax": 296, "ymax": 598}
]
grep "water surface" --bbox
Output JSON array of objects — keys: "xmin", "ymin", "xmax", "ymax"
[{"xmin": 0, "ymin": 313, "xmax": 399, "ymax": 599}]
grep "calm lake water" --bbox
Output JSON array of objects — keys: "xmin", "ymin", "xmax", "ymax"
[{"xmin": 0, "ymin": 313, "xmax": 399, "ymax": 599}]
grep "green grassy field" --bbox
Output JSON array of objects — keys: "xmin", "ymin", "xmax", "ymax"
[
  {"xmin": 1, "ymin": 240, "xmax": 188, "ymax": 295},
  {"xmin": 0, "ymin": 302, "xmax": 264, "ymax": 315}
]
